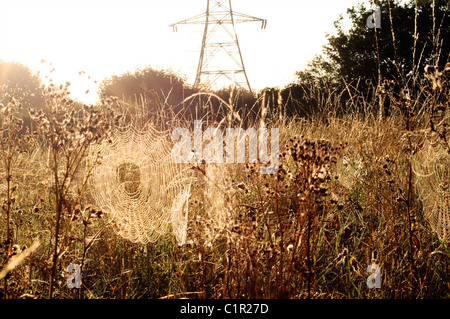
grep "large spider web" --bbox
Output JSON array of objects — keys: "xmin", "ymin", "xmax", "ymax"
[
  {"xmin": 412, "ymin": 138, "xmax": 450, "ymax": 242},
  {"xmin": 88, "ymin": 123, "xmax": 192, "ymax": 244}
]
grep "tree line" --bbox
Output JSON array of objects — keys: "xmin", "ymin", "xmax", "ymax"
[{"xmin": 1, "ymin": 0, "xmax": 448, "ymax": 123}]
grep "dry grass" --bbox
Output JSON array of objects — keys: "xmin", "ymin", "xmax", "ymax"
[{"xmin": 0, "ymin": 60, "xmax": 449, "ymax": 299}]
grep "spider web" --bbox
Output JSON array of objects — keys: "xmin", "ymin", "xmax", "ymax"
[
  {"xmin": 412, "ymin": 138, "xmax": 450, "ymax": 242},
  {"xmin": 88, "ymin": 122, "xmax": 193, "ymax": 244}
]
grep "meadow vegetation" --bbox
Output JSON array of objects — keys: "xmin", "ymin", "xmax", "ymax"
[{"xmin": 0, "ymin": 0, "xmax": 449, "ymax": 299}]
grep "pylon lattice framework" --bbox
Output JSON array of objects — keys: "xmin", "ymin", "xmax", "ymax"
[{"xmin": 170, "ymin": 0, "xmax": 266, "ymax": 93}]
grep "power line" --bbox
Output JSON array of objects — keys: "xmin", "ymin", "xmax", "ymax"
[{"xmin": 170, "ymin": 0, "xmax": 266, "ymax": 93}]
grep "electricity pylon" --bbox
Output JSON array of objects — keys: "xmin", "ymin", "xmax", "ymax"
[{"xmin": 170, "ymin": 0, "xmax": 266, "ymax": 93}]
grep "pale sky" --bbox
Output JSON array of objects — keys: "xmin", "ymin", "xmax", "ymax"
[{"xmin": 0, "ymin": 0, "xmax": 365, "ymax": 104}]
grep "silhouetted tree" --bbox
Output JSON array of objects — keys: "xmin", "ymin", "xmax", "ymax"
[
  {"xmin": 326, "ymin": 0, "xmax": 448, "ymax": 88},
  {"xmin": 286, "ymin": 0, "xmax": 449, "ymax": 116},
  {"xmin": 99, "ymin": 66, "xmax": 198, "ymax": 118},
  {"xmin": 305, "ymin": 0, "xmax": 449, "ymax": 90},
  {"xmin": 0, "ymin": 61, "xmax": 45, "ymax": 110},
  {"xmin": 99, "ymin": 66, "xmax": 261, "ymax": 124},
  {"xmin": 0, "ymin": 61, "xmax": 46, "ymax": 132}
]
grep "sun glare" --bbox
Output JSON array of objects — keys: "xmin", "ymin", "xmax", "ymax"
[{"xmin": 1, "ymin": 0, "xmax": 358, "ymax": 104}]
